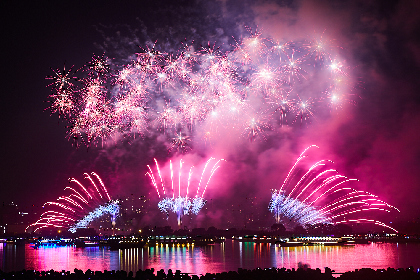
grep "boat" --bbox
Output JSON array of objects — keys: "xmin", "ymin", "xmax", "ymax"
[
  {"xmin": 277, "ymin": 236, "xmax": 355, "ymax": 246},
  {"xmin": 34, "ymin": 238, "xmax": 73, "ymax": 247},
  {"xmin": 277, "ymin": 240, "xmax": 305, "ymax": 247},
  {"xmin": 147, "ymin": 236, "xmax": 215, "ymax": 246},
  {"xmin": 74, "ymin": 237, "xmax": 108, "ymax": 247},
  {"xmin": 235, "ymin": 235, "xmax": 278, "ymax": 243},
  {"xmin": 108, "ymin": 237, "xmax": 146, "ymax": 250}
]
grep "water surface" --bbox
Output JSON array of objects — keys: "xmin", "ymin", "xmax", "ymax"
[{"xmin": 1, "ymin": 241, "xmax": 419, "ymax": 274}]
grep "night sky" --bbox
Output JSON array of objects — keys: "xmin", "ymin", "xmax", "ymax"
[{"xmin": 1, "ymin": 0, "xmax": 420, "ymax": 231}]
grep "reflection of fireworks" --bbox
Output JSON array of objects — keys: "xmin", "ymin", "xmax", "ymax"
[
  {"xmin": 146, "ymin": 158, "xmax": 223, "ymax": 226},
  {"xmin": 269, "ymin": 146, "xmax": 399, "ymax": 232},
  {"xmin": 27, "ymin": 173, "xmax": 119, "ymax": 233},
  {"xmin": 47, "ymin": 32, "xmax": 353, "ymax": 147}
]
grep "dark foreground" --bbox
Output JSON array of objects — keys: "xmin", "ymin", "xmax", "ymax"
[{"xmin": 0, "ymin": 267, "xmax": 419, "ymax": 280}]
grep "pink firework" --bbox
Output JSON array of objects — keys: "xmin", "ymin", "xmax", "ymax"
[
  {"xmin": 47, "ymin": 31, "xmax": 355, "ymax": 147},
  {"xmin": 269, "ymin": 146, "xmax": 400, "ymax": 232},
  {"xmin": 146, "ymin": 157, "xmax": 224, "ymax": 225},
  {"xmin": 27, "ymin": 173, "xmax": 118, "ymax": 233}
]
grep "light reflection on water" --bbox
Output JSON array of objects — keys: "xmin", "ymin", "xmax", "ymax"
[{"xmin": 1, "ymin": 241, "xmax": 420, "ymax": 274}]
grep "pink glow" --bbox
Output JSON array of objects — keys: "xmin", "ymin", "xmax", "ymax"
[
  {"xmin": 147, "ymin": 157, "xmax": 224, "ymax": 200},
  {"xmin": 1, "ymin": 243, "xmax": 419, "ymax": 274},
  {"xmin": 28, "ymin": 173, "xmax": 115, "ymax": 233},
  {"xmin": 24, "ymin": 245, "xmax": 116, "ymax": 272},
  {"xmin": 270, "ymin": 146, "xmax": 399, "ymax": 232}
]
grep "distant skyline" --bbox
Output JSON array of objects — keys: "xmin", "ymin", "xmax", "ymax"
[{"xmin": 1, "ymin": 0, "xmax": 420, "ymax": 232}]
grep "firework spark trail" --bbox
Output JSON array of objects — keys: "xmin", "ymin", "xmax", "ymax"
[
  {"xmin": 279, "ymin": 145, "xmax": 319, "ymax": 194},
  {"xmin": 47, "ymin": 32, "xmax": 354, "ymax": 148},
  {"xmin": 27, "ymin": 173, "xmax": 119, "ymax": 233},
  {"xmin": 146, "ymin": 157, "xmax": 224, "ymax": 226},
  {"xmin": 201, "ymin": 159, "xmax": 224, "ymax": 198},
  {"xmin": 269, "ymin": 146, "xmax": 399, "ymax": 232},
  {"xmin": 64, "ymin": 187, "xmax": 89, "ymax": 204}
]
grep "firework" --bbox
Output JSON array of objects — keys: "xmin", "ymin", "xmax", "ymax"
[
  {"xmin": 269, "ymin": 145, "xmax": 399, "ymax": 232},
  {"xmin": 27, "ymin": 173, "xmax": 119, "ymax": 233},
  {"xmin": 46, "ymin": 64, "xmax": 78, "ymax": 91},
  {"xmin": 146, "ymin": 158, "xmax": 223, "ymax": 226},
  {"xmin": 47, "ymin": 32, "xmax": 354, "ymax": 147}
]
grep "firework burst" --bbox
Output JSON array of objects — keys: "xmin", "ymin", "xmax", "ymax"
[
  {"xmin": 146, "ymin": 157, "xmax": 223, "ymax": 226},
  {"xmin": 27, "ymin": 173, "xmax": 119, "ymax": 233},
  {"xmin": 269, "ymin": 146, "xmax": 399, "ymax": 232},
  {"xmin": 47, "ymin": 32, "xmax": 354, "ymax": 148}
]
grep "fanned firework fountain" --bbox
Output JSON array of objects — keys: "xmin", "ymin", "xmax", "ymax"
[
  {"xmin": 269, "ymin": 145, "xmax": 400, "ymax": 232},
  {"xmin": 147, "ymin": 158, "xmax": 223, "ymax": 226},
  {"xmin": 27, "ymin": 173, "xmax": 119, "ymax": 233}
]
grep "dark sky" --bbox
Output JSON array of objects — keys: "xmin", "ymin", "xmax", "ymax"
[{"xmin": 1, "ymin": 0, "xmax": 420, "ymax": 230}]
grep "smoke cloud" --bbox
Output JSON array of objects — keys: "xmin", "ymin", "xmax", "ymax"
[{"xmin": 33, "ymin": 0, "xmax": 420, "ymax": 230}]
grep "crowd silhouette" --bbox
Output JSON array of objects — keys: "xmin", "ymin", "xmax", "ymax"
[{"xmin": 0, "ymin": 266, "xmax": 419, "ymax": 280}]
